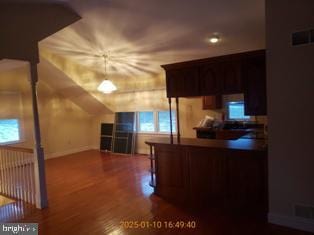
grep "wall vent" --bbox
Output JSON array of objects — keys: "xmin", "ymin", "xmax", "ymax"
[
  {"xmin": 292, "ymin": 29, "xmax": 314, "ymax": 46},
  {"xmin": 310, "ymin": 30, "xmax": 314, "ymax": 43},
  {"xmin": 295, "ymin": 204, "xmax": 314, "ymax": 219}
]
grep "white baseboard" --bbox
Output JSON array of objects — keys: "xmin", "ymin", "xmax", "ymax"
[
  {"xmin": 91, "ymin": 145, "xmax": 100, "ymax": 150},
  {"xmin": 268, "ymin": 213, "xmax": 314, "ymax": 233},
  {"xmin": 45, "ymin": 146, "xmax": 93, "ymax": 159},
  {"xmin": 136, "ymin": 147, "xmax": 150, "ymax": 155}
]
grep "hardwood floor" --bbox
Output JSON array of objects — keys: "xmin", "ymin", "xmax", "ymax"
[{"xmin": 0, "ymin": 150, "xmax": 311, "ymax": 235}]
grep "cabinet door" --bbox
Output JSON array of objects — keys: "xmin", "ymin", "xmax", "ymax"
[
  {"xmin": 243, "ymin": 54, "xmax": 267, "ymax": 115},
  {"xmin": 166, "ymin": 67, "xmax": 199, "ymax": 97},
  {"xmin": 199, "ymin": 63, "xmax": 222, "ymax": 95},
  {"xmin": 188, "ymin": 147, "xmax": 227, "ymax": 208},
  {"xmin": 227, "ymin": 150, "xmax": 267, "ymax": 213},
  {"xmin": 155, "ymin": 145, "xmax": 189, "ymax": 203},
  {"xmin": 202, "ymin": 95, "xmax": 222, "ymax": 110},
  {"xmin": 222, "ymin": 60, "xmax": 243, "ymax": 94}
]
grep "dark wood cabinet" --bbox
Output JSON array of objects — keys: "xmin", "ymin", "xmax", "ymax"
[
  {"xmin": 227, "ymin": 150, "xmax": 267, "ymax": 213},
  {"xmin": 147, "ymin": 140, "xmax": 267, "ymax": 214},
  {"xmin": 222, "ymin": 60, "xmax": 243, "ymax": 94},
  {"xmin": 155, "ymin": 145, "xmax": 189, "ymax": 203},
  {"xmin": 188, "ymin": 148, "xmax": 227, "ymax": 208},
  {"xmin": 166, "ymin": 66, "xmax": 199, "ymax": 97},
  {"xmin": 202, "ymin": 95, "xmax": 222, "ymax": 109},
  {"xmin": 199, "ymin": 63, "xmax": 221, "ymax": 95},
  {"xmin": 162, "ymin": 50, "xmax": 267, "ymax": 116},
  {"xmin": 243, "ymin": 52, "xmax": 267, "ymax": 115}
]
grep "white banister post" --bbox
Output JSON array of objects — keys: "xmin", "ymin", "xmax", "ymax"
[{"xmin": 29, "ymin": 62, "xmax": 48, "ymax": 209}]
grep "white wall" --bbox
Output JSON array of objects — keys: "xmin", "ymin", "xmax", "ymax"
[
  {"xmin": 266, "ymin": 0, "xmax": 314, "ymax": 232},
  {"xmin": 0, "ymin": 66, "xmax": 94, "ymax": 158},
  {"xmin": 91, "ymin": 90, "xmax": 223, "ymax": 154}
]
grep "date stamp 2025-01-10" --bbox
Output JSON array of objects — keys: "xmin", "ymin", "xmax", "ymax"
[{"xmin": 120, "ymin": 220, "xmax": 197, "ymax": 230}]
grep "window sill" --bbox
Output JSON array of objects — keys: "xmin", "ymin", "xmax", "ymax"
[
  {"xmin": 137, "ymin": 132, "xmax": 177, "ymax": 137},
  {"xmin": 0, "ymin": 140, "xmax": 26, "ymax": 146}
]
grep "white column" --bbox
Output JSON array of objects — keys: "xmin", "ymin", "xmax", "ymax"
[{"xmin": 29, "ymin": 62, "xmax": 48, "ymax": 209}]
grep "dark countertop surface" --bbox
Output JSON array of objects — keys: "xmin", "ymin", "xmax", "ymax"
[{"xmin": 145, "ymin": 137, "xmax": 267, "ymax": 151}]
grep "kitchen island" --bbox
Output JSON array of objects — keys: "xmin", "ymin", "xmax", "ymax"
[{"xmin": 145, "ymin": 137, "xmax": 267, "ymax": 215}]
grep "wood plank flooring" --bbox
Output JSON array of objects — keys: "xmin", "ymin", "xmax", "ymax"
[{"xmin": 0, "ymin": 150, "xmax": 311, "ymax": 235}]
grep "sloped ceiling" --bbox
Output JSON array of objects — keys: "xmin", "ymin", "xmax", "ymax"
[
  {"xmin": 0, "ymin": 1, "xmax": 80, "ymax": 62},
  {"xmin": 38, "ymin": 58, "xmax": 113, "ymax": 114},
  {"xmin": 39, "ymin": 0, "xmax": 265, "ymax": 95}
]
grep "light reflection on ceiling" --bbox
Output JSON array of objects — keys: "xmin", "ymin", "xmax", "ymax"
[{"xmin": 40, "ymin": 0, "xmax": 265, "ymax": 93}]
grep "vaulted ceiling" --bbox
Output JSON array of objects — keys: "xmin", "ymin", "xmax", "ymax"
[
  {"xmin": 1, "ymin": 0, "xmax": 265, "ymax": 114},
  {"xmin": 40, "ymin": 0, "xmax": 265, "ymax": 93}
]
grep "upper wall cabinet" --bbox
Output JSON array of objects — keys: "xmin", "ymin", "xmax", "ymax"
[
  {"xmin": 222, "ymin": 59, "xmax": 243, "ymax": 94},
  {"xmin": 202, "ymin": 95, "xmax": 222, "ymax": 110},
  {"xmin": 166, "ymin": 66, "xmax": 199, "ymax": 97},
  {"xmin": 243, "ymin": 52, "xmax": 267, "ymax": 115},
  {"xmin": 199, "ymin": 63, "xmax": 222, "ymax": 95},
  {"xmin": 161, "ymin": 50, "xmax": 267, "ymax": 115}
]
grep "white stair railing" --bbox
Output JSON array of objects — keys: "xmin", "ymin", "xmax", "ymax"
[{"xmin": 0, "ymin": 146, "xmax": 36, "ymax": 205}]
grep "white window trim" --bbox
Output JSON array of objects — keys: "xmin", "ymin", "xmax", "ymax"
[
  {"xmin": 137, "ymin": 111, "xmax": 156, "ymax": 133},
  {"xmin": 137, "ymin": 110, "xmax": 177, "ymax": 134},
  {"xmin": 0, "ymin": 118, "xmax": 24, "ymax": 145},
  {"xmin": 156, "ymin": 110, "xmax": 177, "ymax": 134}
]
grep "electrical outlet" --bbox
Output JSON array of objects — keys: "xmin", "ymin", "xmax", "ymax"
[
  {"xmin": 292, "ymin": 31, "xmax": 309, "ymax": 45},
  {"xmin": 292, "ymin": 29, "xmax": 314, "ymax": 46}
]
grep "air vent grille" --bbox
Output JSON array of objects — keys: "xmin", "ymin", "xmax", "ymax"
[
  {"xmin": 310, "ymin": 30, "xmax": 314, "ymax": 43},
  {"xmin": 292, "ymin": 29, "xmax": 314, "ymax": 46},
  {"xmin": 295, "ymin": 204, "xmax": 314, "ymax": 219}
]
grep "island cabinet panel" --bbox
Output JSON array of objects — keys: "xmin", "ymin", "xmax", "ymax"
[
  {"xmin": 243, "ymin": 52, "xmax": 267, "ymax": 115},
  {"xmin": 227, "ymin": 150, "xmax": 267, "ymax": 213},
  {"xmin": 154, "ymin": 145, "xmax": 189, "ymax": 203},
  {"xmin": 165, "ymin": 67, "xmax": 199, "ymax": 97},
  {"xmin": 151, "ymin": 142, "xmax": 267, "ymax": 215},
  {"xmin": 187, "ymin": 148, "xmax": 227, "ymax": 208}
]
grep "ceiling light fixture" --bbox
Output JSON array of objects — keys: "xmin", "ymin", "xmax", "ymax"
[
  {"xmin": 97, "ymin": 54, "xmax": 117, "ymax": 94},
  {"xmin": 209, "ymin": 36, "xmax": 220, "ymax": 44},
  {"xmin": 97, "ymin": 80, "xmax": 117, "ymax": 94}
]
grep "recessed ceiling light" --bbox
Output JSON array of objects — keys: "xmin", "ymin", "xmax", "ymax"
[{"xmin": 209, "ymin": 36, "xmax": 220, "ymax": 44}]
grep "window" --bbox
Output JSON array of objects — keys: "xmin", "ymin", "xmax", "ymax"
[
  {"xmin": 139, "ymin": 112, "xmax": 155, "ymax": 132},
  {"xmin": 0, "ymin": 119, "xmax": 20, "ymax": 144},
  {"xmin": 158, "ymin": 111, "xmax": 176, "ymax": 133},
  {"xmin": 227, "ymin": 102, "xmax": 250, "ymax": 120},
  {"xmin": 138, "ymin": 111, "xmax": 177, "ymax": 133}
]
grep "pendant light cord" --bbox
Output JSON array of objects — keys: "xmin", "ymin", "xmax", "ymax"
[{"xmin": 103, "ymin": 54, "xmax": 108, "ymax": 79}]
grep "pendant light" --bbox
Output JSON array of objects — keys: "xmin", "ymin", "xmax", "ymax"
[{"xmin": 97, "ymin": 54, "xmax": 117, "ymax": 94}]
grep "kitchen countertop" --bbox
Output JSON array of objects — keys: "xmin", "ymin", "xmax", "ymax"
[
  {"xmin": 193, "ymin": 127, "xmax": 266, "ymax": 139},
  {"xmin": 145, "ymin": 137, "xmax": 267, "ymax": 151}
]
